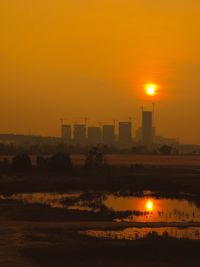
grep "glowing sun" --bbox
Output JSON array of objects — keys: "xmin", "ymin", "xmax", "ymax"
[
  {"xmin": 145, "ymin": 84, "xmax": 158, "ymax": 96},
  {"xmin": 146, "ymin": 200, "xmax": 154, "ymax": 212}
]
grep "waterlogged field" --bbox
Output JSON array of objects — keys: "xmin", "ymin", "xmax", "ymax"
[
  {"xmin": 1, "ymin": 155, "xmax": 200, "ymax": 266},
  {"xmin": 81, "ymin": 227, "xmax": 200, "ymax": 241},
  {"xmin": 1, "ymin": 191, "xmax": 200, "ymax": 223},
  {"xmin": 2, "ymin": 191, "xmax": 200, "ymax": 243}
]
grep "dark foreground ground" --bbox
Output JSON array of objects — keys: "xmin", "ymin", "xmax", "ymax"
[
  {"xmin": 1, "ymin": 155, "xmax": 200, "ymax": 267},
  {"xmin": 1, "ymin": 220, "xmax": 200, "ymax": 267}
]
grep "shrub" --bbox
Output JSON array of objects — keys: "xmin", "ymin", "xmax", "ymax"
[
  {"xmin": 12, "ymin": 153, "xmax": 32, "ymax": 171},
  {"xmin": 48, "ymin": 152, "xmax": 72, "ymax": 171}
]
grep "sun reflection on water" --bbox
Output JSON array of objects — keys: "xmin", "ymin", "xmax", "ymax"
[{"xmin": 146, "ymin": 199, "xmax": 154, "ymax": 212}]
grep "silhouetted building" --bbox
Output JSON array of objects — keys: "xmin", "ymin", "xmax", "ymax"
[
  {"xmin": 73, "ymin": 124, "xmax": 86, "ymax": 144},
  {"xmin": 118, "ymin": 122, "xmax": 132, "ymax": 148},
  {"xmin": 142, "ymin": 111, "xmax": 153, "ymax": 146},
  {"xmin": 102, "ymin": 125, "xmax": 115, "ymax": 146},
  {"xmin": 135, "ymin": 127, "xmax": 142, "ymax": 143},
  {"xmin": 61, "ymin": 125, "xmax": 72, "ymax": 142},
  {"xmin": 87, "ymin": 127, "xmax": 102, "ymax": 145}
]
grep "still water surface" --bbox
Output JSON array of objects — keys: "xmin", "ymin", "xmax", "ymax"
[
  {"xmin": 80, "ymin": 227, "xmax": 200, "ymax": 241},
  {"xmin": 1, "ymin": 191, "xmax": 200, "ymax": 223},
  {"xmin": 2, "ymin": 191, "xmax": 200, "ymax": 240}
]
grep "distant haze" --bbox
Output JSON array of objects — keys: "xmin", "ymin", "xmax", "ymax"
[{"xmin": 0, "ymin": 0, "xmax": 200, "ymax": 143}]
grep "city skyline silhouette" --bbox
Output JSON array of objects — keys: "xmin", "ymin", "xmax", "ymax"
[{"xmin": 0, "ymin": 1, "xmax": 200, "ymax": 143}]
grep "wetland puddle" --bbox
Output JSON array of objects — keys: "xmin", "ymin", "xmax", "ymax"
[
  {"xmin": 80, "ymin": 227, "xmax": 200, "ymax": 241},
  {"xmin": 1, "ymin": 191, "xmax": 200, "ymax": 223},
  {"xmin": 2, "ymin": 191, "xmax": 200, "ymax": 240}
]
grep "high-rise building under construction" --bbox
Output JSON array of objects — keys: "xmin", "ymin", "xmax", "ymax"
[
  {"xmin": 142, "ymin": 111, "xmax": 153, "ymax": 146},
  {"xmin": 118, "ymin": 122, "xmax": 132, "ymax": 148},
  {"xmin": 61, "ymin": 125, "xmax": 72, "ymax": 142},
  {"xmin": 73, "ymin": 124, "xmax": 86, "ymax": 144},
  {"xmin": 102, "ymin": 125, "xmax": 115, "ymax": 146},
  {"xmin": 87, "ymin": 127, "xmax": 102, "ymax": 145}
]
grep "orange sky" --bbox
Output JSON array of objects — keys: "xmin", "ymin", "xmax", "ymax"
[{"xmin": 0, "ymin": 0, "xmax": 200, "ymax": 143}]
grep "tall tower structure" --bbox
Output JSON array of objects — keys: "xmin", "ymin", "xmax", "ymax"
[
  {"xmin": 118, "ymin": 122, "xmax": 132, "ymax": 148},
  {"xmin": 61, "ymin": 125, "xmax": 72, "ymax": 142},
  {"xmin": 102, "ymin": 125, "xmax": 115, "ymax": 146},
  {"xmin": 142, "ymin": 111, "xmax": 153, "ymax": 146},
  {"xmin": 87, "ymin": 127, "xmax": 102, "ymax": 145},
  {"xmin": 73, "ymin": 124, "xmax": 87, "ymax": 145}
]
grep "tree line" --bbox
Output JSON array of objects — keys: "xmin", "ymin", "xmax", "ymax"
[{"xmin": 0, "ymin": 147, "xmax": 107, "ymax": 173}]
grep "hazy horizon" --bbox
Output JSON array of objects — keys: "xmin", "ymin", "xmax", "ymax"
[{"xmin": 1, "ymin": 1, "xmax": 200, "ymax": 144}]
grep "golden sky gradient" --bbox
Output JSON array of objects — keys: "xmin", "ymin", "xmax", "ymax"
[{"xmin": 0, "ymin": 0, "xmax": 200, "ymax": 143}]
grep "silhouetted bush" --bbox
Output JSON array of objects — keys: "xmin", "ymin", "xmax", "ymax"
[
  {"xmin": 0, "ymin": 158, "xmax": 10, "ymax": 172},
  {"xmin": 36, "ymin": 156, "xmax": 48, "ymax": 170},
  {"xmin": 159, "ymin": 145, "xmax": 173, "ymax": 155},
  {"xmin": 12, "ymin": 153, "xmax": 32, "ymax": 171},
  {"xmin": 132, "ymin": 146, "xmax": 148, "ymax": 154},
  {"xmin": 85, "ymin": 146, "xmax": 107, "ymax": 168},
  {"xmin": 48, "ymin": 152, "xmax": 72, "ymax": 171}
]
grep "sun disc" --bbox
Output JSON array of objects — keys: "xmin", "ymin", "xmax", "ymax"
[{"xmin": 145, "ymin": 84, "xmax": 158, "ymax": 96}]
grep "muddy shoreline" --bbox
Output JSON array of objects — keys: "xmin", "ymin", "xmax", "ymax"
[{"xmin": 1, "ymin": 156, "xmax": 200, "ymax": 266}]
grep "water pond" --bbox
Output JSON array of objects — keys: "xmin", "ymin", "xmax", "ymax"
[
  {"xmin": 80, "ymin": 227, "xmax": 200, "ymax": 241},
  {"xmin": 2, "ymin": 191, "xmax": 200, "ymax": 240},
  {"xmin": 1, "ymin": 191, "xmax": 200, "ymax": 223}
]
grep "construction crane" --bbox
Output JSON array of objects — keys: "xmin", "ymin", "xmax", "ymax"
[
  {"xmin": 73, "ymin": 117, "xmax": 88, "ymax": 125},
  {"xmin": 84, "ymin": 117, "xmax": 88, "ymax": 125},
  {"xmin": 152, "ymin": 102, "xmax": 156, "ymax": 126},
  {"xmin": 97, "ymin": 121, "xmax": 115, "ymax": 127},
  {"xmin": 129, "ymin": 117, "xmax": 134, "ymax": 123},
  {"xmin": 60, "ymin": 118, "xmax": 68, "ymax": 126}
]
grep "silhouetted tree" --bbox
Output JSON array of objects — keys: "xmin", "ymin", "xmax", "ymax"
[
  {"xmin": 36, "ymin": 156, "xmax": 48, "ymax": 170},
  {"xmin": 159, "ymin": 145, "xmax": 173, "ymax": 155},
  {"xmin": 48, "ymin": 152, "xmax": 72, "ymax": 171},
  {"xmin": 0, "ymin": 158, "xmax": 10, "ymax": 172},
  {"xmin": 85, "ymin": 146, "xmax": 106, "ymax": 168},
  {"xmin": 132, "ymin": 146, "xmax": 148, "ymax": 154},
  {"xmin": 12, "ymin": 153, "xmax": 32, "ymax": 171}
]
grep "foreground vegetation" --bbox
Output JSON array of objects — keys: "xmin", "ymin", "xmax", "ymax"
[
  {"xmin": 1, "ymin": 220, "xmax": 200, "ymax": 267},
  {"xmin": 0, "ymin": 151, "xmax": 200, "ymax": 266},
  {"xmin": 0, "ymin": 150, "xmax": 199, "ymax": 195}
]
